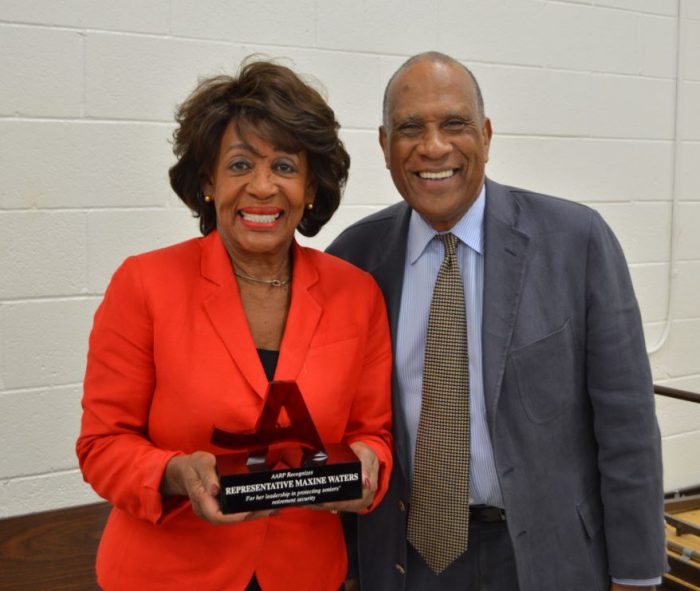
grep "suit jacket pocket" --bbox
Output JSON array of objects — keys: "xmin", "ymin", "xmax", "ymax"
[
  {"xmin": 511, "ymin": 319, "xmax": 576, "ymax": 423},
  {"xmin": 577, "ymin": 489, "xmax": 608, "ymax": 588},
  {"xmin": 576, "ymin": 489, "xmax": 604, "ymax": 540}
]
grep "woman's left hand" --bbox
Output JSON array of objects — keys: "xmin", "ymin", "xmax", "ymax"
[
  {"xmin": 162, "ymin": 451, "xmax": 278, "ymax": 526},
  {"xmin": 315, "ymin": 441, "xmax": 379, "ymax": 514}
]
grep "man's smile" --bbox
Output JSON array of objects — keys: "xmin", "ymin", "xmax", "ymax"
[{"xmin": 416, "ymin": 169, "xmax": 457, "ymax": 180}]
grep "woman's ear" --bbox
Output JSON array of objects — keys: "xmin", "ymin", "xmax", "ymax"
[
  {"xmin": 305, "ymin": 179, "xmax": 317, "ymax": 204},
  {"xmin": 202, "ymin": 178, "xmax": 214, "ymax": 197}
]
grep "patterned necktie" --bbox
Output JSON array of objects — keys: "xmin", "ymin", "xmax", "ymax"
[{"xmin": 407, "ymin": 232, "xmax": 470, "ymax": 574}]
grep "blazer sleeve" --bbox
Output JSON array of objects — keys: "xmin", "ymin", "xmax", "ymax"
[
  {"xmin": 584, "ymin": 211, "xmax": 667, "ymax": 579},
  {"xmin": 342, "ymin": 277, "xmax": 393, "ymax": 513},
  {"xmin": 76, "ymin": 257, "xmax": 182, "ymax": 524}
]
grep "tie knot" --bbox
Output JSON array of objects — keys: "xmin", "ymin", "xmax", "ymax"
[{"xmin": 438, "ymin": 233, "xmax": 459, "ymax": 258}]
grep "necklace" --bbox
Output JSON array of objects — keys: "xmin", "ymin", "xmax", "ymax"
[{"xmin": 233, "ymin": 269, "xmax": 290, "ymax": 287}]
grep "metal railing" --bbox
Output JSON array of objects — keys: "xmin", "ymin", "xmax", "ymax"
[{"xmin": 654, "ymin": 385, "xmax": 700, "ymax": 405}]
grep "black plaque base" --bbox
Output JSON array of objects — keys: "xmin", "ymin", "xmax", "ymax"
[{"xmin": 217, "ymin": 443, "xmax": 362, "ymax": 513}]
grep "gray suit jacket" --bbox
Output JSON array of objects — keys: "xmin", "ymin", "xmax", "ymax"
[{"xmin": 327, "ymin": 178, "xmax": 666, "ymax": 591}]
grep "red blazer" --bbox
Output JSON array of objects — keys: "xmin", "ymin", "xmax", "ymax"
[{"xmin": 77, "ymin": 231, "xmax": 393, "ymax": 591}]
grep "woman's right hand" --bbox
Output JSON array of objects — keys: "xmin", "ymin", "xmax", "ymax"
[{"xmin": 162, "ymin": 451, "xmax": 276, "ymax": 525}]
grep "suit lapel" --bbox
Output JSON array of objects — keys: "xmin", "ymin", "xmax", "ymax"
[
  {"xmin": 200, "ymin": 232, "xmax": 268, "ymax": 397},
  {"xmin": 369, "ymin": 204, "xmax": 411, "ymax": 348},
  {"xmin": 366, "ymin": 203, "xmax": 413, "ymax": 484},
  {"xmin": 482, "ymin": 179, "xmax": 530, "ymax": 428}
]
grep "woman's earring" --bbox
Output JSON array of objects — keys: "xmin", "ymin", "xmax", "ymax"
[
  {"xmin": 204, "ymin": 194, "xmax": 213, "ymax": 203},
  {"xmin": 306, "ymin": 202, "xmax": 314, "ymax": 210}
]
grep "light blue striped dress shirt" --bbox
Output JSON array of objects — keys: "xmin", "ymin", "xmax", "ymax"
[{"xmin": 396, "ymin": 186, "xmax": 503, "ymax": 508}]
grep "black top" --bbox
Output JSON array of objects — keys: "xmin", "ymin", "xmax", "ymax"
[{"xmin": 257, "ymin": 348, "xmax": 279, "ymax": 382}]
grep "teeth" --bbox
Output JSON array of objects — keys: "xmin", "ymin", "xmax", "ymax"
[
  {"xmin": 419, "ymin": 170, "xmax": 455, "ymax": 180},
  {"xmin": 241, "ymin": 212, "xmax": 280, "ymax": 223}
]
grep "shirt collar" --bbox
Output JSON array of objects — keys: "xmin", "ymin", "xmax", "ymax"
[{"xmin": 406, "ymin": 184, "xmax": 486, "ymax": 264}]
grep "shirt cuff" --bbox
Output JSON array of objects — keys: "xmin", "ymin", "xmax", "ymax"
[{"xmin": 611, "ymin": 576, "xmax": 662, "ymax": 586}]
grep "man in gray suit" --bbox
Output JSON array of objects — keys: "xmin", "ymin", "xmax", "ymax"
[{"xmin": 328, "ymin": 52, "xmax": 666, "ymax": 591}]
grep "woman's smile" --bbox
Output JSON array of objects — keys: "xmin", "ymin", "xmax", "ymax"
[{"xmin": 238, "ymin": 206, "xmax": 284, "ymax": 228}]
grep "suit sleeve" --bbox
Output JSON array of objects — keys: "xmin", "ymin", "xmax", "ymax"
[
  {"xmin": 76, "ymin": 257, "xmax": 182, "ymax": 524},
  {"xmin": 584, "ymin": 211, "xmax": 667, "ymax": 579},
  {"xmin": 343, "ymin": 277, "xmax": 393, "ymax": 513}
]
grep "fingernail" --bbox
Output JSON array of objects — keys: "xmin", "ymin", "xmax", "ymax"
[{"xmin": 363, "ymin": 477, "xmax": 370, "ymax": 489}]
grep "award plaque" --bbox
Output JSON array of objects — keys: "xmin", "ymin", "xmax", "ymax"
[{"xmin": 211, "ymin": 381, "xmax": 362, "ymax": 513}]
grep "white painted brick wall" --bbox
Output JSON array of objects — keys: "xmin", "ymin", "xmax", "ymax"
[
  {"xmin": 1, "ymin": 0, "xmax": 698, "ymax": 518},
  {"xmin": 1, "ymin": 27, "xmax": 84, "ymax": 117}
]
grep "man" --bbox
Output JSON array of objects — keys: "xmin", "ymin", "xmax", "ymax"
[{"xmin": 328, "ymin": 52, "xmax": 666, "ymax": 591}]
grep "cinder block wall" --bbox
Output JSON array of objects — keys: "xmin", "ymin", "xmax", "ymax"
[{"xmin": 1, "ymin": 0, "xmax": 698, "ymax": 518}]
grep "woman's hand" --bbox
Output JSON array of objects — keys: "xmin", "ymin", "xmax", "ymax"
[
  {"xmin": 316, "ymin": 441, "xmax": 379, "ymax": 514},
  {"xmin": 162, "ymin": 451, "xmax": 276, "ymax": 525}
]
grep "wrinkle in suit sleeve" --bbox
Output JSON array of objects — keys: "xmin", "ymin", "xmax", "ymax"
[
  {"xmin": 583, "ymin": 212, "xmax": 666, "ymax": 579},
  {"xmin": 76, "ymin": 257, "xmax": 182, "ymax": 525},
  {"xmin": 343, "ymin": 279, "xmax": 393, "ymax": 513}
]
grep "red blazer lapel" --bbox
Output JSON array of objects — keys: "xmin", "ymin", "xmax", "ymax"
[
  {"xmin": 200, "ymin": 231, "xmax": 269, "ymax": 398},
  {"xmin": 277, "ymin": 242, "xmax": 322, "ymax": 381}
]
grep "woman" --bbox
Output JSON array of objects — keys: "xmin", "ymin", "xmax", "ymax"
[{"xmin": 76, "ymin": 59, "xmax": 392, "ymax": 591}]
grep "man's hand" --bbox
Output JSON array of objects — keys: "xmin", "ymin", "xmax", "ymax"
[{"xmin": 162, "ymin": 452, "xmax": 276, "ymax": 525}]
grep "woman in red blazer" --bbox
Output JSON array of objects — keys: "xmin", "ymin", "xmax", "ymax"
[{"xmin": 76, "ymin": 60, "xmax": 392, "ymax": 591}]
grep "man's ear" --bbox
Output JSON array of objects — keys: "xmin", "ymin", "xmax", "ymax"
[
  {"xmin": 379, "ymin": 126, "xmax": 390, "ymax": 169},
  {"xmin": 482, "ymin": 118, "xmax": 493, "ymax": 163}
]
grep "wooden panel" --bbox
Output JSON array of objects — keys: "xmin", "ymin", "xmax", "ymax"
[{"xmin": 0, "ymin": 502, "xmax": 110, "ymax": 591}]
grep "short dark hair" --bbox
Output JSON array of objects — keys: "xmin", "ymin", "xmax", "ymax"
[
  {"xmin": 382, "ymin": 51, "xmax": 485, "ymax": 129},
  {"xmin": 169, "ymin": 58, "xmax": 350, "ymax": 237}
]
